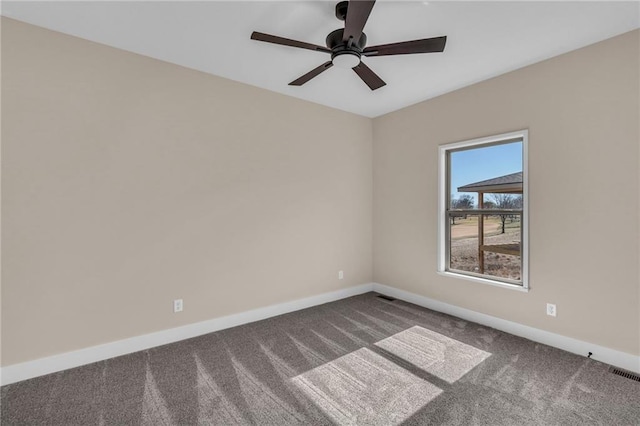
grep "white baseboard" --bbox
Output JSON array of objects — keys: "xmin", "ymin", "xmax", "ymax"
[
  {"xmin": 373, "ymin": 282, "xmax": 640, "ymax": 374},
  {"xmin": 4, "ymin": 281, "xmax": 638, "ymax": 386},
  {"xmin": 0, "ymin": 283, "xmax": 374, "ymax": 386}
]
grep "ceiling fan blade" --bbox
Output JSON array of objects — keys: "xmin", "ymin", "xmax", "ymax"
[
  {"xmin": 251, "ymin": 32, "xmax": 331, "ymax": 53},
  {"xmin": 363, "ymin": 36, "xmax": 447, "ymax": 57},
  {"xmin": 289, "ymin": 61, "xmax": 334, "ymax": 86},
  {"xmin": 343, "ymin": 0, "xmax": 376, "ymax": 43},
  {"xmin": 353, "ymin": 62, "xmax": 386, "ymax": 90}
]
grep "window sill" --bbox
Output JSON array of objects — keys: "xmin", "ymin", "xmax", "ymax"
[{"xmin": 437, "ymin": 270, "xmax": 530, "ymax": 292}]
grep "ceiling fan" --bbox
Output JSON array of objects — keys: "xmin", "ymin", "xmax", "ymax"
[{"xmin": 250, "ymin": 0, "xmax": 447, "ymax": 91}]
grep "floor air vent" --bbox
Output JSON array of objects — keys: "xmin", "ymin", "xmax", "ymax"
[
  {"xmin": 609, "ymin": 367, "xmax": 640, "ymax": 382},
  {"xmin": 377, "ymin": 294, "xmax": 396, "ymax": 302}
]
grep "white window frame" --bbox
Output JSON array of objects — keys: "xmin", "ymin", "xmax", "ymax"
[{"xmin": 437, "ymin": 130, "xmax": 529, "ymax": 292}]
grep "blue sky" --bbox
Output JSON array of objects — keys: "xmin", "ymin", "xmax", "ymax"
[{"xmin": 450, "ymin": 141, "xmax": 522, "ymax": 205}]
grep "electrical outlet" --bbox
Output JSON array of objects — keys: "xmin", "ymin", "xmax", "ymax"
[
  {"xmin": 174, "ymin": 299, "xmax": 183, "ymax": 313},
  {"xmin": 338, "ymin": 270, "xmax": 344, "ymax": 280},
  {"xmin": 546, "ymin": 303, "xmax": 556, "ymax": 317}
]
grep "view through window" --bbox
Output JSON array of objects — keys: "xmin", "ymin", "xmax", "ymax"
[{"xmin": 439, "ymin": 132, "xmax": 527, "ymax": 288}]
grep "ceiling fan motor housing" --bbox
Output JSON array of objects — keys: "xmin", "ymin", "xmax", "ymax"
[{"xmin": 326, "ymin": 28, "xmax": 366, "ymax": 67}]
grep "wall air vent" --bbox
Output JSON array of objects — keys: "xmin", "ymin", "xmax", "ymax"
[
  {"xmin": 377, "ymin": 294, "xmax": 396, "ymax": 302},
  {"xmin": 609, "ymin": 367, "xmax": 640, "ymax": 382}
]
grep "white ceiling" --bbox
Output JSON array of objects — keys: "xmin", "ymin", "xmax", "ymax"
[{"xmin": 3, "ymin": 1, "xmax": 639, "ymax": 117}]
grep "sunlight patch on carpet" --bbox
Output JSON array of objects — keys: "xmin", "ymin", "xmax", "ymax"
[
  {"xmin": 231, "ymin": 356, "xmax": 305, "ymax": 424},
  {"xmin": 375, "ymin": 326, "xmax": 491, "ymax": 383},
  {"xmin": 290, "ymin": 348, "xmax": 441, "ymax": 425}
]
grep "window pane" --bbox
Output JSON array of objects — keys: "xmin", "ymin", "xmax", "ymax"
[
  {"xmin": 449, "ymin": 141, "xmax": 522, "ymax": 210},
  {"xmin": 449, "ymin": 213, "xmax": 522, "ymax": 282}
]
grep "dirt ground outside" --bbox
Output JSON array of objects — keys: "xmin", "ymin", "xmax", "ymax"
[{"xmin": 449, "ymin": 216, "xmax": 521, "ymax": 281}]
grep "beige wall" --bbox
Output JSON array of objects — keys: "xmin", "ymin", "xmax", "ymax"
[
  {"xmin": 2, "ymin": 16, "xmax": 639, "ymax": 368},
  {"xmin": 1, "ymin": 18, "xmax": 373, "ymax": 366},
  {"xmin": 373, "ymin": 30, "xmax": 640, "ymax": 356}
]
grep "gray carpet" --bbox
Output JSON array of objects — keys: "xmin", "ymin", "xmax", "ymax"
[{"xmin": 2, "ymin": 292, "xmax": 639, "ymax": 425}]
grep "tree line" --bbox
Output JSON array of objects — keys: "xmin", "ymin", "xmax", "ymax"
[{"xmin": 450, "ymin": 193, "xmax": 523, "ymax": 233}]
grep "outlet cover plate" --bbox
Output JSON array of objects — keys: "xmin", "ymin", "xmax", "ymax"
[{"xmin": 546, "ymin": 303, "xmax": 556, "ymax": 317}]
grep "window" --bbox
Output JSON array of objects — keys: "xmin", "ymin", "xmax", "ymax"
[{"xmin": 438, "ymin": 130, "xmax": 528, "ymax": 290}]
